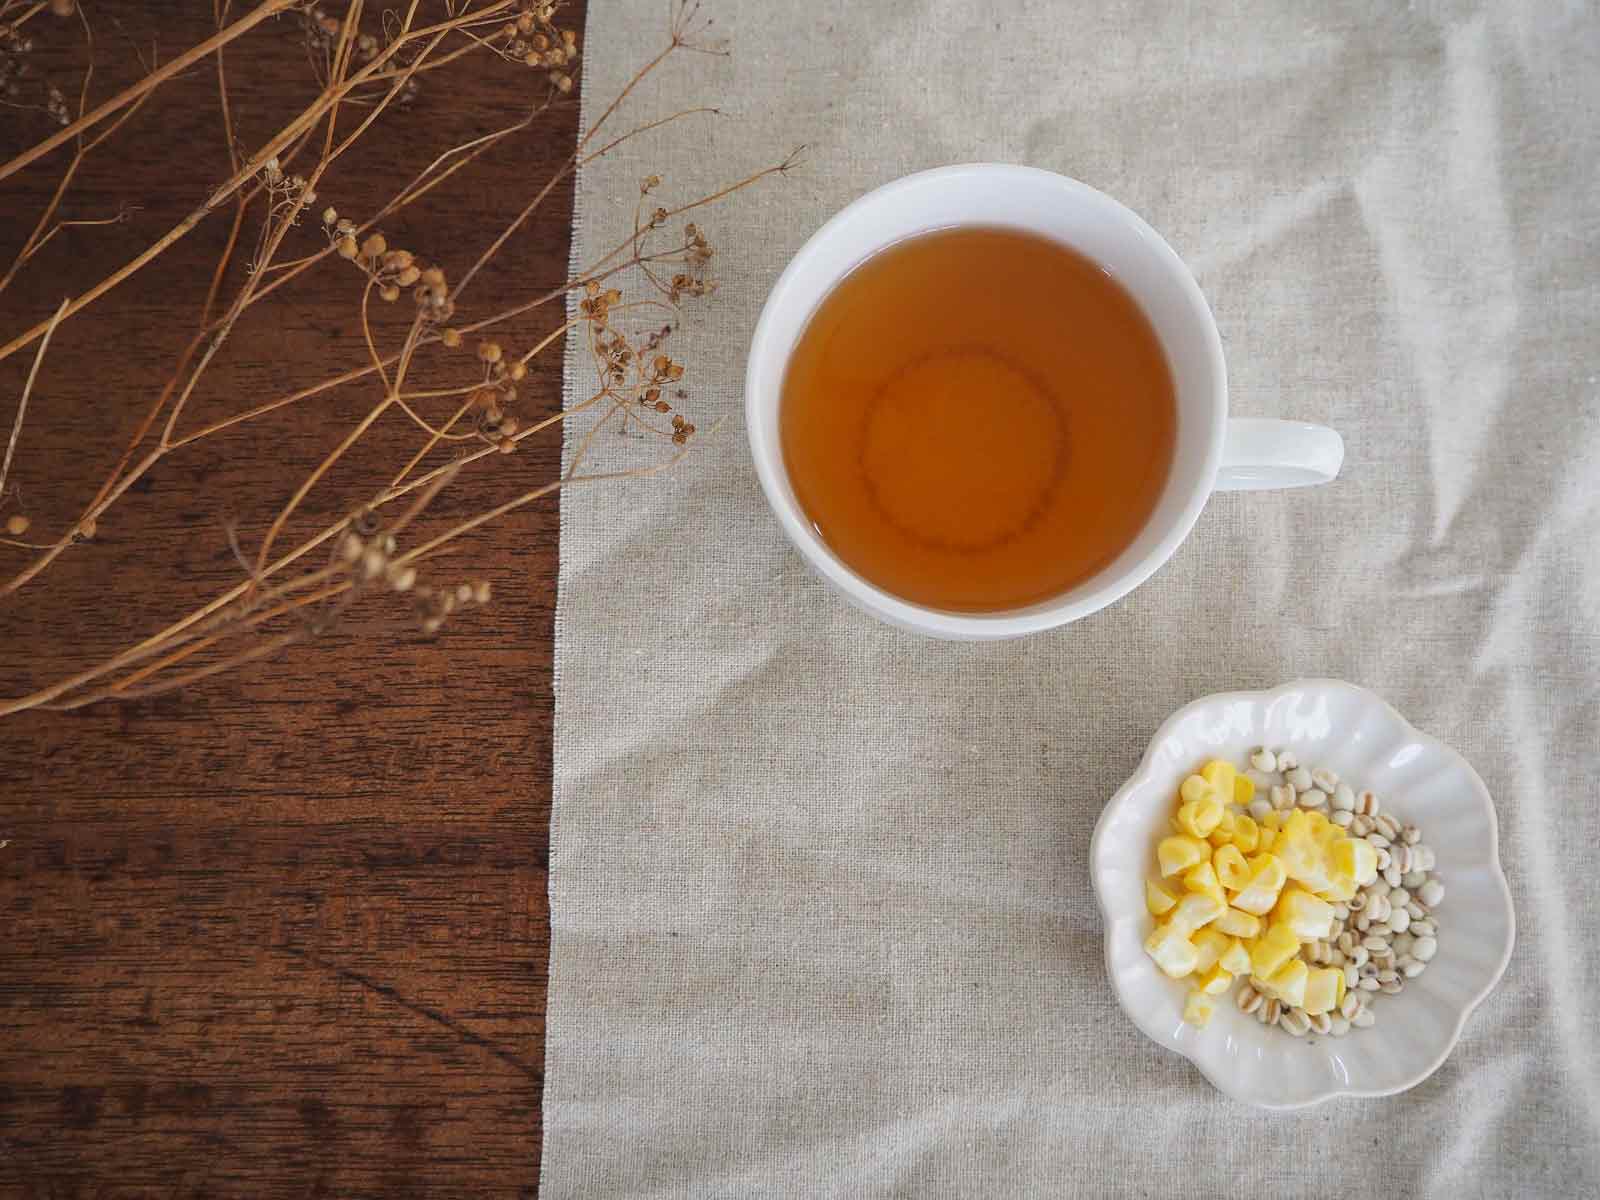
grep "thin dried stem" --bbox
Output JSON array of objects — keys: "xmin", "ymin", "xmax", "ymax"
[
  {"xmin": 396, "ymin": 426, "xmax": 706, "ymax": 572},
  {"xmin": 58, "ymin": 631, "xmax": 304, "ymax": 708},
  {"xmin": 391, "ymin": 397, "xmax": 476, "ymax": 488},
  {"xmin": 1, "ymin": 299, "xmax": 68, "ymax": 507},
  {"xmin": 3, "ymin": 2, "xmax": 48, "ymax": 32},
  {"xmin": 214, "ymin": 0, "xmax": 241, "ymax": 175}
]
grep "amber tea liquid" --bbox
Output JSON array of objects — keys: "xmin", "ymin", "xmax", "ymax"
[{"xmin": 780, "ymin": 226, "xmax": 1177, "ymax": 612}]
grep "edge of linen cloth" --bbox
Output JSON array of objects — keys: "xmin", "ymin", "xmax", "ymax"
[{"xmin": 540, "ymin": 0, "xmax": 595, "ymax": 1184}]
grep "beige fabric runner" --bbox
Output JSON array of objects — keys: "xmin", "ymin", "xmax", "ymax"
[{"xmin": 546, "ymin": 2, "xmax": 1600, "ymax": 1195}]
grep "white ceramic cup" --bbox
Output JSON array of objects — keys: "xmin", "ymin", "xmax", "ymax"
[{"xmin": 745, "ymin": 163, "xmax": 1344, "ymax": 640}]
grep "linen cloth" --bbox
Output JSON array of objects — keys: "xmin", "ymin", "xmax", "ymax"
[{"xmin": 545, "ymin": 2, "xmax": 1600, "ymax": 1195}]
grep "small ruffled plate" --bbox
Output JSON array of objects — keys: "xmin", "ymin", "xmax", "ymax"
[{"xmin": 1090, "ymin": 679, "xmax": 1514, "ymax": 1108}]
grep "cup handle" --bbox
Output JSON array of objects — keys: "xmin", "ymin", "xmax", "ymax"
[{"xmin": 1215, "ymin": 418, "xmax": 1345, "ymax": 492}]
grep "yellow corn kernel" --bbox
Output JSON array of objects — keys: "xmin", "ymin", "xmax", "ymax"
[
  {"xmin": 1303, "ymin": 966, "xmax": 1343, "ymax": 1015},
  {"xmin": 1167, "ymin": 892, "xmax": 1225, "ymax": 935},
  {"xmin": 1146, "ymin": 879, "xmax": 1178, "ymax": 917},
  {"xmin": 1333, "ymin": 838, "xmax": 1379, "ymax": 886},
  {"xmin": 1247, "ymin": 853, "xmax": 1286, "ymax": 886},
  {"xmin": 1274, "ymin": 886, "xmax": 1336, "ymax": 940},
  {"xmin": 1215, "ymin": 906, "xmax": 1261, "ymax": 939},
  {"xmin": 1249, "ymin": 921, "xmax": 1301, "ymax": 979},
  {"xmin": 1176, "ymin": 797, "xmax": 1224, "ymax": 839},
  {"xmin": 1279, "ymin": 809, "xmax": 1311, "ymax": 839},
  {"xmin": 1231, "ymin": 855, "xmax": 1287, "ymax": 915},
  {"xmin": 1219, "ymin": 938, "xmax": 1251, "ymax": 975},
  {"xmin": 1319, "ymin": 872, "xmax": 1358, "ymax": 903},
  {"xmin": 1212, "ymin": 844, "xmax": 1250, "ymax": 891},
  {"xmin": 1145, "ymin": 924, "xmax": 1199, "ymax": 978},
  {"xmin": 1184, "ymin": 860, "xmax": 1226, "ymax": 906},
  {"xmin": 1230, "ymin": 880, "xmax": 1281, "ymax": 916},
  {"xmin": 1192, "ymin": 928, "xmax": 1230, "ymax": 973},
  {"xmin": 1256, "ymin": 828, "xmax": 1278, "ymax": 853},
  {"xmin": 1201, "ymin": 759, "xmax": 1237, "ymax": 792},
  {"xmin": 1300, "ymin": 809, "xmax": 1333, "ymax": 838},
  {"xmin": 1231, "ymin": 814, "xmax": 1260, "ymax": 854},
  {"xmin": 1180, "ymin": 760, "xmax": 1236, "ymax": 810},
  {"xmin": 1198, "ymin": 964, "xmax": 1233, "ymax": 996},
  {"xmin": 1158, "ymin": 835, "xmax": 1210, "ymax": 877},
  {"xmin": 1183, "ymin": 990, "xmax": 1217, "ymax": 1028},
  {"xmin": 1233, "ymin": 774, "xmax": 1255, "ymax": 805},
  {"xmin": 1266, "ymin": 958, "xmax": 1309, "ymax": 1008},
  {"xmin": 1276, "ymin": 811, "xmax": 1340, "ymax": 893},
  {"xmin": 1261, "ymin": 809, "xmax": 1284, "ymax": 832}
]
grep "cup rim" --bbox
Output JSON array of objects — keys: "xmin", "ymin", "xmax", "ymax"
[{"xmin": 745, "ymin": 163, "xmax": 1227, "ymax": 639}]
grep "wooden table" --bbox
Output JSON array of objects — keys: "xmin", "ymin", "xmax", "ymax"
[{"xmin": 1, "ymin": 4, "xmax": 584, "ymax": 1193}]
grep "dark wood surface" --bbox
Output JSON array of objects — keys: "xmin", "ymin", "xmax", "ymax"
[{"xmin": 0, "ymin": 4, "xmax": 584, "ymax": 1194}]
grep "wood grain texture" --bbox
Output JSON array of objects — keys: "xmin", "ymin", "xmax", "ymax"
[{"xmin": 0, "ymin": 3, "xmax": 584, "ymax": 1194}]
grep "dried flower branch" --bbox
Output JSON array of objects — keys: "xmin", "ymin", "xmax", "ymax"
[{"xmin": 0, "ymin": 1, "xmax": 798, "ymax": 716}]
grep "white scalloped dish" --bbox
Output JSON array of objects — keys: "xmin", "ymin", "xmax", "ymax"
[{"xmin": 1090, "ymin": 679, "xmax": 1514, "ymax": 1108}]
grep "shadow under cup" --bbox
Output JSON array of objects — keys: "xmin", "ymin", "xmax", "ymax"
[{"xmin": 746, "ymin": 165, "xmax": 1227, "ymax": 640}]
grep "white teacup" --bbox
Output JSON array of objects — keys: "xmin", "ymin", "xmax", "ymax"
[{"xmin": 745, "ymin": 164, "xmax": 1344, "ymax": 640}]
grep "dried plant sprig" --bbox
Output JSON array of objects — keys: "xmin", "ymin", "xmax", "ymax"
[{"xmin": 0, "ymin": 2, "xmax": 797, "ymax": 716}]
